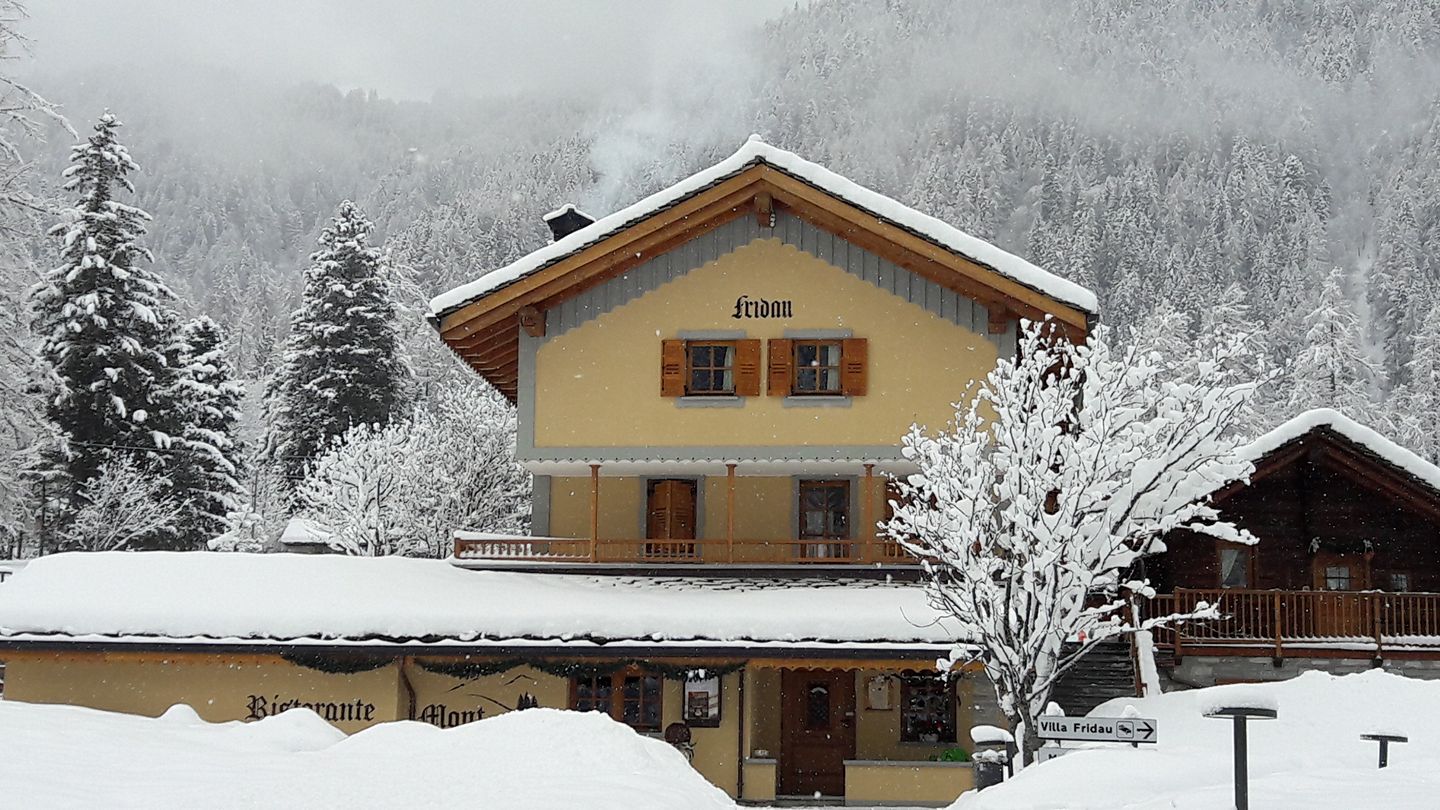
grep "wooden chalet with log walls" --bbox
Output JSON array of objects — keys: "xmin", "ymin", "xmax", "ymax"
[{"xmin": 1144, "ymin": 409, "xmax": 1440, "ymax": 687}]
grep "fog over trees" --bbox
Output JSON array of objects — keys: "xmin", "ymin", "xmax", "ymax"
[{"xmin": 4, "ymin": 0, "xmax": 1440, "ymax": 552}]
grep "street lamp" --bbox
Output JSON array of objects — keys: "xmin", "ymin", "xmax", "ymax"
[{"xmin": 1204, "ymin": 705, "xmax": 1277, "ymax": 810}]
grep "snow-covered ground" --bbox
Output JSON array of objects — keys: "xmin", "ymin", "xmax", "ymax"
[
  {"xmin": 2, "ymin": 670, "xmax": 1432, "ymax": 808},
  {"xmin": 958, "ymin": 670, "xmax": 1438, "ymax": 810},
  {"xmin": 0, "ymin": 703, "xmax": 734, "ymax": 810}
]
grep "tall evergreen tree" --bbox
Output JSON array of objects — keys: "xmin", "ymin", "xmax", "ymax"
[
  {"xmin": 1285, "ymin": 267, "xmax": 1379, "ymax": 417},
  {"xmin": 31, "ymin": 113, "xmax": 181, "ymax": 506},
  {"xmin": 264, "ymin": 200, "xmax": 412, "ymax": 487},
  {"xmin": 169, "ymin": 316, "xmax": 245, "ymax": 546}
]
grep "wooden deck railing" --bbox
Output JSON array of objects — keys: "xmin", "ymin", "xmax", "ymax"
[
  {"xmin": 1144, "ymin": 588, "xmax": 1440, "ymax": 658},
  {"xmin": 453, "ymin": 535, "xmax": 914, "ymax": 565}
]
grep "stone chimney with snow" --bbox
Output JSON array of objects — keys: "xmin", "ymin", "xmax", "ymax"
[{"xmin": 542, "ymin": 204, "xmax": 595, "ymax": 242}]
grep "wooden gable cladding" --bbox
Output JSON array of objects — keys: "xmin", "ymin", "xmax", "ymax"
[
  {"xmin": 437, "ymin": 163, "xmax": 1092, "ymax": 400},
  {"xmin": 1212, "ymin": 431, "xmax": 1440, "ymax": 524}
]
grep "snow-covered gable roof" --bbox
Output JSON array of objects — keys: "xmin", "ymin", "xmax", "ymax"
[
  {"xmin": 1229, "ymin": 408, "xmax": 1440, "ymax": 500},
  {"xmin": 430, "ymin": 136, "xmax": 1098, "ymax": 319},
  {"xmin": 0, "ymin": 552, "xmax": 955, "ymax": 651}
]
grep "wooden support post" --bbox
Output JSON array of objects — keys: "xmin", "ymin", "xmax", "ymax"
[
  {"xmin": 1174, "ymin": 588, "xmax": 1186, "ymax": 663},
  {"xmin": 862, "ymin": 463, "xmax": 875, "ymax": 563},
  {"xmin": 589, "ymin": 463, "xmax": 601, "ymax": 562},
  {"xmin": 1372, "ymin": 592, "xmax": 1384, "ymax": 659},
  {"xmin": 1272, "ymin": 590, "xmax": 1284, "ymax": 662}
]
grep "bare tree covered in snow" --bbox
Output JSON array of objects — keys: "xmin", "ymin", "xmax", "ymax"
[
  {"xmin": 63, "ymin": 457, "xmax": 181, "ymax": 552},
  {"xmin": 297, "ymin": 382, "xmax": 528, "ymax": 557},
  {"xmin": 884, "ymin": 319, "xmax": 1261, "ymax": 764}
]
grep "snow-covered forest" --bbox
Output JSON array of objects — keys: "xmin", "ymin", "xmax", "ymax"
[{"xmin": 4, "ymin": 0, "xmax": 1440, "ymax": 554}]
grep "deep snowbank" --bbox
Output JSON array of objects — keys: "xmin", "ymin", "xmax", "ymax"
[
  {"xmin": 0, "ymin": 703, "xmax": 735, "ymax": 809},
  {"xmin": 958, "ymin": 670, "xmax": 1439, "ymax": 810}
]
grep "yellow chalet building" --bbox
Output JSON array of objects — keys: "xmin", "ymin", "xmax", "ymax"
[{"xmin": 0, "ymin": 139, "xmax": 1098, "ymax": 806}]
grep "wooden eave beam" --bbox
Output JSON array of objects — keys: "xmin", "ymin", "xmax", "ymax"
[{"xmin": 437, "ymin": 170, "xmax": 766, "ymax": 341}]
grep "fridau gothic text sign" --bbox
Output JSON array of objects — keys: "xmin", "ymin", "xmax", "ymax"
[{"xmin": 731, "ymin": 295, "xmax": 793, "ymax": 319}]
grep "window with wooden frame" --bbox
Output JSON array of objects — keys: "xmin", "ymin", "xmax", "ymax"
[
  {"xmin": 686, "ymin": 341, "xmax": 737, "ymax": 395},
  {"xmin": 767, "ymin": 338, "xmax": 868, "ymax": 397},
  {"xmin": 899, "ymin": 674, "xmax": 956, "ymax": 744},
  {"xmin": 798, "ymin": 479, "xmax": 850, "ymax": 558},
  {"xmin": 1217, "ymin": 542, "xmax": 1254, "ymax": 589},
  {"xmin": 661, "ymin": 338, "xmax": 760, "ymax": 397},
  {"xmin": 570, "ymin": 668, "xmax": 663, "ymax": 731},
  {"xmin": 1385, "ymin": 571, "xmax": 1412, "ymax": 592}
]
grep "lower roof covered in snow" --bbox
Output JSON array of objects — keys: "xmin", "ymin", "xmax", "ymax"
[
  {"xmin": 0, "ymin": 552, "xmax": 955, "ymax": 655},
  {"xmin": 1225, "ymin": 408, "xmax": 1440, "ymax": 501}
]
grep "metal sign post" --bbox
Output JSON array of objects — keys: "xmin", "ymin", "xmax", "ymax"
[
  {"xmin": 1360, "ymin": 733, "xmax": 1408, "ymax": 768},
  {"xmin": 1204, "ymin": 705, "xmax": 1277, "ymax": 810}
]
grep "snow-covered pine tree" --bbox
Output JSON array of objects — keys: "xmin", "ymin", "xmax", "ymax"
[
  {"xmin": 1389, "ymin": 301, "xmax": 1440, "ymax": 464},
  {"xmin": 169, "ymin": 316, "xmax": 244, "ymax": 546},
  {"xmin": 263, "ymin": 200, "xmax": 412, "ymax": 487},
  {"xmin": 31, "ymin": 113, "xmax": 182, "ymax": 514},
  {"xmin": 1284, "ymin": 266, "xmax": 1379, "ymax": 417}
]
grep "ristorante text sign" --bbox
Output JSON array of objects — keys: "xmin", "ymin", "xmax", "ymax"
[
  {"xmin": 1036, "ymin": 716, "xmax": 1158, "ymax": 744},
  {"xmin": 247, "ymin": 694, "xmax": 377, "ymax": 724}
]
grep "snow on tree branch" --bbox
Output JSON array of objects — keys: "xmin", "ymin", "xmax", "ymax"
[
  {"xmin": 884, "ymin": 317, "xmax": 1261, "ymax": 764},
  {"xmin": 63, "ymin": 457, "xmax": 181, "ymax": 552}
]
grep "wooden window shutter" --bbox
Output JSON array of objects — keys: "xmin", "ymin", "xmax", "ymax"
[
  {"xmin": 660, "ymin": 339, "xmax": 685, "ymax": 397},
  {"xmin": 841, "ymin": 338, "xmax": 868, "ymax": 396},
  {"xmin": 735, "ymin": 339, "xmax": 762, "ymax": 397},
  {"xmin": 767, "ymin": 339, "xmax": 794, "ymax": 396}
]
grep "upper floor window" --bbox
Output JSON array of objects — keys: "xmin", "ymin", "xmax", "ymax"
[
  {"xmin": 799, "ymin": 479, "xmax": 850, "ymax": 558},
  {"xmin": 661, "ymin": 338, "xmax": 760, "ymax": 397},
  {"xmin": 793, "ymin": 340, "xmax": 844, "ymax": 395},
  {"xmin": 686, "ymin": 341, "xmax": 736, "ymax": 395},
  {"xmin": 767, "ymin": 337, "xmax": 868, "ymax": 397}
]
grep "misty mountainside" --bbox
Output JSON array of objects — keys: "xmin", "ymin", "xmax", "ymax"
[{"xmin": 19, "ymin": 0, "xmax": 1440, "ymax": 441}]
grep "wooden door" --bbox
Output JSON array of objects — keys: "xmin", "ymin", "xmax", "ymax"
[
  {"xmin": 1310, "ymin": 552, "xmax": 1370, "ymax": 637},
  {"xmin": 645, "ymin": 480, "xmax": 696, "ymax": 559},
  {"xmin": 779, "ymin": 669, "xmax": 856, "ymax": 798}
]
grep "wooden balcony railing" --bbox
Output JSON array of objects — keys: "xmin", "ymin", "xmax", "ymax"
[
  {"xmin": 1144, "ymin": 588, "xmax": 1440, "ymax": 658},
  {"xmin": 453, "ymin": 535, "xmax": 915, "ymax": 565}
]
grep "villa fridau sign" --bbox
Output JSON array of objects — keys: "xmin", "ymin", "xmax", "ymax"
[{"xmin": 1036, "ymin": 716, "xmax": 1159, "ymax": 744}]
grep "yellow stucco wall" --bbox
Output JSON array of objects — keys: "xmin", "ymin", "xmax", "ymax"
[
  {"xmin": 546, "ymin": 474, "xmax": 886, "ymax": 546},
  {"xmin": 853, "ymin": 669, "xmax": 969, "ymax": 761},
  {"xmin": 533, "ymin": 238, "xmax": 997, "ymax": 449},
  {"xmin": 3, "ymin": 654, "xmax": 990, "ymax": 803},
  {"xmin": 2, "ymin": 653, "xmax": 405, "ymax": 734}
]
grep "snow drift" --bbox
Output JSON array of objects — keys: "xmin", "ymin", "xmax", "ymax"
[
  {"xmin": 957, "ymin": 670, "xmax": 1440, "ymax": 810},
  {"xmin": 0, "ymin": 703, "xmax": 734, "ymax": 810}
]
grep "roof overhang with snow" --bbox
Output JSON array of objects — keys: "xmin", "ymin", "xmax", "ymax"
[
  {"xmin": 0, "ymin": 552, "xmax": 958, "ymax": 657},
  {"xmin": 430, "ymin": 137, "xmax": 1098, "ymax": 401},
  {"xmin": 1212, "ymin": 409, "xmax": 1440, "ymax": 522}
]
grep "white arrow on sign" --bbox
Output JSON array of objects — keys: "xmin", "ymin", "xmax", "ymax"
[{"xmin": 1035, "ymin": 716, "xmax": 1158, "ymax": 744}]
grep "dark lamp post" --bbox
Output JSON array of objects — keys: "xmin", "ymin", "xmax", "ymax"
[{"xmin": 1204, "ymin": 705, "xmax": 1277, "ymax": 810}]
